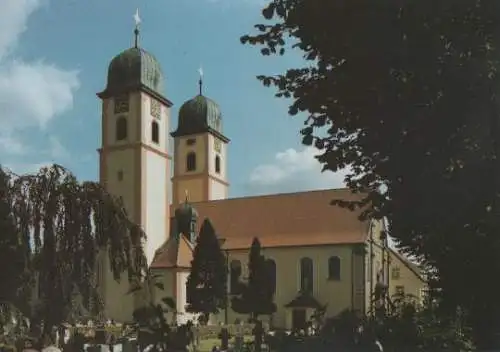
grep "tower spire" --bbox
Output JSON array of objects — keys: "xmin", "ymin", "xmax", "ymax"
[
  {"xmin": 198, "ymin": 66, "xmax": 204, "ymax": 96},
  {"xmin": 133, "ymin": 8, "xmax": 141, "ymax": 48}
]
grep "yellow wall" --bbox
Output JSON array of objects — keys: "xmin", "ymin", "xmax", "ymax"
[
  {"xmin": 388, "ymin": 252, "xmax": 426, "ymax": 303},
  {"xmin": 364, "ymin": 220, "xmax": 426, "ymax": 312},
  {"xmin": 171, "ymin": 133, "xmax": 229, "ymax": 205},
  {"xmin": 212, "ymin": 244, "xmax": 360, "ymax": 328},
  {"xmin": 175, "ymin": 179, "xmax": 204, "ymax": 205},
  {"xmin": 172, "ymin": 134, "xmax": 207, "ymax": 205},
  {"xmin": 99, "ymin": 91, "xmax": 172, "ymax": 322}
]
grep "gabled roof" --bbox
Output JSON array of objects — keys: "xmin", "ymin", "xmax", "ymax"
[
  {"xmin": 389, "ymin": 248, "xmax": 425, "ymax": 282},
  {"xmin": 151, "ymin": 188, "xmax": 370, "ymax": 269},
  {"xmin": 186, "ymin": 188, "xmax": 369, "ymax": 250},
  {"xmin": 150, "ymin": 234, "xmax": 194, "ymax": 269},
  {"xmin": 285, "ymin": 292, "xmax": 324, "ymax": 309}
]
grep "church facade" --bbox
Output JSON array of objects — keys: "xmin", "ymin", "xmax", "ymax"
[{"xmin": 95, "ymin": 26, "xmax": 425, "ymax": 329}]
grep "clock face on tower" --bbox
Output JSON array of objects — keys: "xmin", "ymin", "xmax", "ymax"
[
  {"xmin": 114, "ymin": 95, "xmax": 129, "ymax": 114},
  {"xmin": 150, "ymin": 98, "xmax": 161, "ymax": 119},
  {"xmin": 214, "ymin": 139, "xmax": 221, "ymax": 153}
]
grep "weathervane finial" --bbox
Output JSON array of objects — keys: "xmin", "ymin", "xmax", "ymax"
[{"xmin": 133, "ymin": 8, "xmax": 141, "ymax": 48}]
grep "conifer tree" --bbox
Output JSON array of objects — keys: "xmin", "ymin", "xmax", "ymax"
[
  {"xmin": 186, "ymin": 219, "xmax": 227, "ymax": 323},
  {"xmin": 232, "ymin": 237, "xmax": 276, "ymax": 321}
]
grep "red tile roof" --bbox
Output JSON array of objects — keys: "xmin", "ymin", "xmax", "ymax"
[
  {"xmin": 151, "ymin": 188, "xmax": 369, "ymax": 268},
  {"xmin": 150, "ymin": 234, "xmax": 194, "ymax": 269},
  {"xmin": 190, "ymin": 188, "xmax": 369, "ymax": 250}
]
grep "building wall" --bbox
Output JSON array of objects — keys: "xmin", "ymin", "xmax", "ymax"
[
  {"xmin": 172, "ymin": 134, "xmax": 207, "ymax": 205},
  {"xmin": 364, "ymin": 219, "xmax": 427, "ymax": 312},
  {"xmin": 206, "ymin": 134, "xmax": 228, "ymax": 200},
  {"xmin": 99, "ymin": 90, "xmax": 171, "ymax": 321},
  {"xmin": 172, "ymin": 133, "xmax": 229, "ymax": 204},
  {"xmin": 365, "ymin": 219, "xmax": 390, "ymax": 314},
  {"xmin": 388, "ymin": 252, "xmax": 426, "ymax": 303},
  {"xmin": 212, "ymin": 244, "xmax": 358, "ymax": 328},
  {"xmin": 176, "ymin": 270, "xmax": 198, "ymax": 325},
  {"xmin": 151, "ymin": 268, "xmax": 176, "ymax": 323}
]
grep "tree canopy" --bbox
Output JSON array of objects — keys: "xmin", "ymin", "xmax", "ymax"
[
  {"xmin": 231, "ymin": 237, "xmax": 276, "ymax": 320},
  {"xmin": 242, "ymin": 0, "xmax": 500, "ymax": 347},
  {"xmin": 0, "ymin": 164, "xmax": 147, "ymax": 331},
  {"xmin": 186, "ymin": 219, "xmax": 227, "ymax": 322}
]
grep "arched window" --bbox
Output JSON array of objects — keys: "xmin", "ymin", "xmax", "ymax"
[
  {"xmin": 186, "ymin": 152, "xmax": 196, "ymax": 172},
  {"xmin": 266, "ymin": 259, "xmax": 277, "ymax": 295},
  {"xmin": 230, "ymin": 260, "xmax": 242, "ymax": 294},
  {"xmin": 116, "ymin": 116, "xmax": 127, "ymax": 141},
  {"xmin": 328, "ymin": 256, "xmax": 341, "ymax": 280},
  {"xmin": 300, "ymin": 257, "xmax": 313, "ymax": 294},
  {"xmin": 151, "ymin": 121, "xmax": 159, "ymax": 144},
  {"xmin": 215, "ymin": 155, "xmax": 221, "ymax": 174}
]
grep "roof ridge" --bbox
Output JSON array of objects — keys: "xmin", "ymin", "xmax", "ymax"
[{"xmin": 189, "ymin": 187, "xmax": 355, "ymax": 206}]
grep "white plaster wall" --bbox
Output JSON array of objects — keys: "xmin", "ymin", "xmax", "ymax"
[
  {"xmin": 140, "ymin": 92, "xmax": 169, "ymax": 151},
  {"xmin": 144, "ymin": 151, "xmax": 168, "ymax": 264},
  {"xmin": 209, "ymin": 178, "xmax": 227, "ymax": 200},
  {"xmin": 176, "ymin": 271, "xmax": 198, "ymax": 325},
  {"xmin": 207, "ymin": 134, "xmax": 227, "ymax": 178}
]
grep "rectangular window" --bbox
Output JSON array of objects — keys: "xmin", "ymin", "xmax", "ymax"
[
  {"xmin": 391, "ymin": 266, "xmax": 400, "ymax": 280},
  {"xmin": 395, "ymin": 285, "xmax": 405, "ymax": 296}
]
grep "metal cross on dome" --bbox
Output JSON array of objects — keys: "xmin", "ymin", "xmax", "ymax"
[
  {"xmin": 133, "ymin": 8, "xmax": 141, "ymax": 47},
  {"xmin": 134, "ymin": 8, "xmax": 141, "ymax": 28},
  {"xmin": 198, "ymin": 66, "xmax": 204, "ymax": 95}
]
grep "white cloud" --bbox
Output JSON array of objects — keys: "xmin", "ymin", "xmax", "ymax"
[
  {"xmin": 248, "ymin": 147, "xmax": 350, "ymax": 195},
  {"xmin": 0, "ymin": 0, "xmax": 40, "ymax": 60},
  {"xmin": 48, "ymin": 135, "xmax": 69, "ymax": 159},
  {"xmin": 3, "ymin": 161, "xmax": 52, "ymax": 176},
  {"xmin": 0, "ymin": 0, "xmax": 79, "ymax": 167}
]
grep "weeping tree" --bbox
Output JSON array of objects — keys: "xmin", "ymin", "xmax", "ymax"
[
  {"xmin": 0, "ymin": 167, "xmax": 31, "ymax": 335},
  {"xmin": 0, "ymin": 164, "xmax": 147, "ymax": 333}
]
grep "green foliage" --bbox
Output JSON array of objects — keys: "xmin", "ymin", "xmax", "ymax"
[
  {"xmin": 186, "ymin": 219, "xmax": 227, "ymax": 321},
  {"xmin": 231, "ymin": 238, "xmax": 276, "ymax": 320},
  {"xmin": 0, "ymin": 164, "xmax": 147, "ymax": 334},
  {"xmin": 242, "ymin": 0, "xmax": 500, "ymax": 347},
  {"xmin": 130, "ymin": 271, "xmax": 179, "ymax": 351},
  {"xmin": 0, "ymin": 169, "xmax": 31, "ymax": 327},
  {"xmin": 371, "ymin": 293, "xmax": 474, "ymax": 351}
]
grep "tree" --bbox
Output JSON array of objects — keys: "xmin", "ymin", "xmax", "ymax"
[
  {"xmin": 130, "ymin": 271, "xmax": 177, "ymax": 352},
  {"xmin": 241, "ymin": 0, "xmax": 500, "ymax": 347},
  {"xmin": 186, "ymin": 219, "xmax": 227, "ymax": 323},
  {"xmin": 0, "ymin": 168, "xmax": 30, "ymax": 332},
  {"xmin": 231, "ymin": 237, "xmax": 276, "ymax": 321},
  {"xmin": 0, "ymin": 164, "xmax": 147, "ymax": 334}
]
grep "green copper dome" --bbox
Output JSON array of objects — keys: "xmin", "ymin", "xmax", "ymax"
[
  {"xmin": 105, "ymin": 47, "xmax": 164, "ymax": 94},
  {"xmin": 175, "ymin": 200, "xmax": 198, "ymax": 240},
  {"xmin": 172, "ymin": 95, "xmax": 223, "ymax": 136}
]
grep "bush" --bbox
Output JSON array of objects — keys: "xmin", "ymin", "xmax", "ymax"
[{"xmin": 195, "ymin": 323, "xmax": 268, "ymax": 339}]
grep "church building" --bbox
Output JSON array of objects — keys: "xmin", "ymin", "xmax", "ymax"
[{"xmin": 95, "ymin": 21, "xmax": 425, "ymax": 330}]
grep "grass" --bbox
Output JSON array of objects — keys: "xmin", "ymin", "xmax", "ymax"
[{"xmin": 190, "ymin": 335, "xmax": 254, "ymax": 352}]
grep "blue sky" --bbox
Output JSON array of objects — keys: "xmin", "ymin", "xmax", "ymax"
[{"xmin": 0, "ymin": 0, "xmax": 347, "ymax": 197}]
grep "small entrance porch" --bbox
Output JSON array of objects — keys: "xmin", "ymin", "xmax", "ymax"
[{"xmin": 284, "ymin": 292, "xmax": 324, "ymax": 332}]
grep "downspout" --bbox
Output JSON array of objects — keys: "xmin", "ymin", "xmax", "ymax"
[
  {"xmin": 383, "ymin": 218, "xmax": 391, "ymax": 292},
  {"xmin": 369, "ymin": 220, "xmax": 374, "ymax": 316},
  {"xmin": 351, "ymin": 248, "xmax": 354, "ymax": 311}
]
